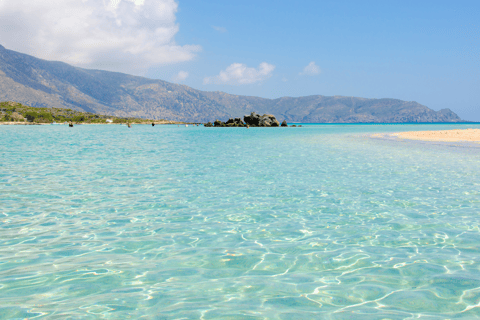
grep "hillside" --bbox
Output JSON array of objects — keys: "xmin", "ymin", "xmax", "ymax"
[
  {"xmin": 0, "ymin": 45, "xmax": 462, "ymax": 123},
  {"xmin": 0, "ymin": 101, "xmax": 179, "ymax": 124}
]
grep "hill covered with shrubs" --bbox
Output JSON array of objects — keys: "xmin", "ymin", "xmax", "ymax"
[{"xmin": 0, "ymin": 101, "xmax": 179, "ymax": 124}]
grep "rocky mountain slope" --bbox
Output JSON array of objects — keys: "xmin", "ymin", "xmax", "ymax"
[{"xmin": 0, "ymin": 45, "xmax": 462, "ymax": 123}]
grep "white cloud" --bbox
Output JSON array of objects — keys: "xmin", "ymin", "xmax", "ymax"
[
  {"xmin": 212, "ymin": 26, "xmax": 227, "ymax": 33},
  {"xmin": 300, "ymin": 61, "xmax": 321, "ymax": 75},
  {"xmin": 0, "ymin": 0, "xmax": 201, "ymax": 75},
  {"xmin": 172, "ymin": 71, "xmax": 188, "ymax": 82},
  {"xmin": 203, "ymin": 62, "xmax": 275, "ymax": 85}
]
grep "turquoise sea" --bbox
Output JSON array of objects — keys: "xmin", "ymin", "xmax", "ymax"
[{"xmin": 1, "ymin": 123, "xmax": 480, "ymax": 319}]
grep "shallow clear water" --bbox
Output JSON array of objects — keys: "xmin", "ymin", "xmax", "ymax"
[{"xmin": 1, "ymin": 123, "xmax": 480, "ymax": 319}]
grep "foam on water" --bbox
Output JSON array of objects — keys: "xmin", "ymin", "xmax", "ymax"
[{"xmin": 1, "ymin": 124, "xmax": 480, "ymax": 319}]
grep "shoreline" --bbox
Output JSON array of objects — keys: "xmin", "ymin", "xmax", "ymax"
[
  {"xmin": 0, "ymin": 121, "xmax": 185, "ymax": 126},
  {"xmin": 0, "ymin": 121, "xmax": 50, "ymax": 125}
]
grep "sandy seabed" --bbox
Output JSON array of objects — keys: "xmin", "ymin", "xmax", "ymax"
[{"xmin": 372, "ymin": 128, "xmax": 480, "ymax": 143}]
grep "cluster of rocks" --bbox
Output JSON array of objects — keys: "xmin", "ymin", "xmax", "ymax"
[{"xmin": 204, "ymin": 112, "xmax": 288, "ymax": 127}]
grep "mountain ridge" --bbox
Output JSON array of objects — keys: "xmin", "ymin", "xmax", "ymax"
[{"xmin": 0, "ymin": 45, "xmax": 462, "ymax": 123}]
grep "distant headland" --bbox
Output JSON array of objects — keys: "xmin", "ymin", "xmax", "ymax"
[{"xmin": 0, "ymin": 44, "xmax": 464, "ymax": 123}]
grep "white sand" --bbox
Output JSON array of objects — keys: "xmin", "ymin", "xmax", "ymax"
[{"xmin": 393, "ymin": 128, "xmax": 480, "ymax": 142}]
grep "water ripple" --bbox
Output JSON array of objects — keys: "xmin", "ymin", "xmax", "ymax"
[{"xmin": 0, "ymin": 124, "xmax": 479, "ymax": 318}]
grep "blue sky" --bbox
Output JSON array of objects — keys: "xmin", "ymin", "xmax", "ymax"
[
  {"xmin": 1, "ymin": 0, "xmax": 479, "ymax": 120},
  {"xmin": 152, "ymin": 0, "xmax": 480, "ymax": 121}
]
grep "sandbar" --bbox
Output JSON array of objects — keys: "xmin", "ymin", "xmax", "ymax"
[{"xmin": 390, "ymin": 128, "xmax": 480, "ymax": 142}]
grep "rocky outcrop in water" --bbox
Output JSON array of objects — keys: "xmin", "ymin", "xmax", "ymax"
[
  {"xmin": 206, "ymin": 113, "xmax": 284, "ymax": 127},
  {"xmin": 211, "ymin": 118, "xmax": 245, "ymax": 127},
  {"xmin": 243, "ymin": 112, "xmax": 280, "ymax": 127},
  {"xmin": 225, "ymin": 117, "xmax": 245, "ymax": 127},
  {"xmin": 213, "ymin": 119, "xmax": 225, "ymax": 127}
]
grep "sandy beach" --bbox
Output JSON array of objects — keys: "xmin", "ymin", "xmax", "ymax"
[
  {"xmin": 393, "ymin": 128, "xmax": 480, "ymax": 142},
  {"xmin": 0, "ymin": 121, "xmax": 49, "ymax": 125},
  {"xmin": 0, "ymin": 121, "xmax": 182, "ymax": 125}
]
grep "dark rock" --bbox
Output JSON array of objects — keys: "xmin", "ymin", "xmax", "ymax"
[
  {"xmin": 281, "ymin": 120, "xmax": 288, "ymax": 127},
  {"xmin": 243, "ymin": 112, "xmax": 280, "ymax": 127},
  {"xmin": 290, "ymin": 125, "xmax": 296, "ymax": 127},
  {"xmin": 204, "ymin": 122, "xmax": 213, "ymax": 127},
  {"xmin": 243, "ymin": 112, "xmax": 260, "ymax": 126},
  {"xmin": 225, "ymin": 117, "xmax": 245, "ymax": 127},
  {"xmin": 214, "ymin": 120, "xmax": 225, "ymax": 127},
  {"xmin": 267, "ymin": 116, "xmax": 280, "ymax": 127}
]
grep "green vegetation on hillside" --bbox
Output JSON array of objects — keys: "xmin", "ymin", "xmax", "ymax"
[{"xmin": 0, "ymin": 101, "xmax": 175, "ymax": 124}]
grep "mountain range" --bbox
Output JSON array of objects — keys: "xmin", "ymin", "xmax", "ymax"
[{"xmin": 0, "ymin": 45, "xmax": 462, "ymax": 123}]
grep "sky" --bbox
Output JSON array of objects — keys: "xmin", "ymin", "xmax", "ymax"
[{"xmin": 0, "ymin": 0, "xmax": 479, "ymax": 121}]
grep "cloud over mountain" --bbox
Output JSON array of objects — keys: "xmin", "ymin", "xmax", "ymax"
[
  {"xmin": 203, "ymin": 62, "xmax": 275, "ymax": 85},
  {"xmin": 0, "ymin": 0, "xmax": 200, "ymax": 75},
  {"xmin": 172, "ymin": 71, "xmax": 189, "ymax": 82}
]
